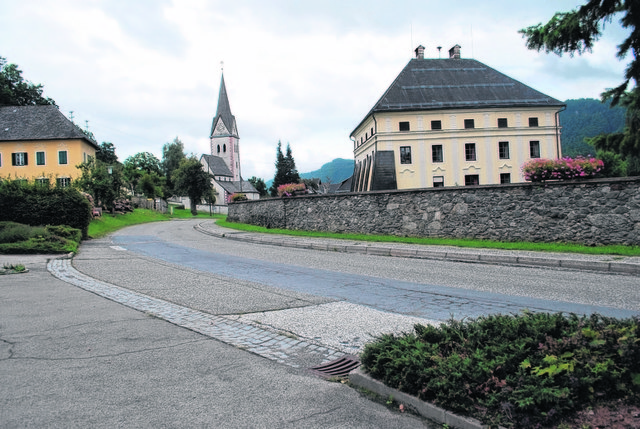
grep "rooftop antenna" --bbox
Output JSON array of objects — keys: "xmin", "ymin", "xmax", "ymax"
[
  {"xmin": 85, "ymin": 120, "xmax": 89, "ymax": 131},
  {"xmin": 437, "ymin": 46, "xmax": 442, "ymax": 58},
  {"xmin": 220, "ymin": 60, "xmax": 224, "ymax": 72},
  {"xmin": 69, "ymin": 111, "xmax": 74, "ymax": 122}
]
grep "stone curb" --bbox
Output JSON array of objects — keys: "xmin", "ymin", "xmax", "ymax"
[
  {"xmin": 194, "ymin": 223, "xmax": 640, "ymax": 276},
  {"xmin": 349, "ymin": 368, "xmax": 507, "ymax": 429}
]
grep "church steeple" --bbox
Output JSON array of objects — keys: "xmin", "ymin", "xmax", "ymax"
[{"xmin": 210, "ymin": 71, "xmax": 241, "ymax": 181}]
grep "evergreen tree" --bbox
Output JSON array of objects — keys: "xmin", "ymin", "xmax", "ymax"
[
  {"xmin": 520, "ymin": 0, "xmax": 640, "ymax": 158},
  {"xmin": 161, "ymin": 137, "xmax": 186, "ymax": 197},
  {"xmin": 95, "ymin": 142, "xmax": 119, "ymax": 164},
  {"xmin": 248, "ymin": 176, "xmax": 267, "ymax": 198}
]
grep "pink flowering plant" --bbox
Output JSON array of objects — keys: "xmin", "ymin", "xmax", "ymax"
[
  {"xmin": 277, "ymin": 182, "xmax": 306, "ymax": 197},
  {"xmin": 229, "ymin": 192, "xmax": 247, "ymax": 202},
  {"xmin": 522, "ymin": 157, "xmax": 604, "ymax": 182}
]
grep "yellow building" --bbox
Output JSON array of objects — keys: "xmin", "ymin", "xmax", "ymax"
[
  {"xmin": 0, "ymin": 105, "xmax": 98, "ymax": 186},
  {"xmin": 350, "ymin": 45, "xmax": 565, "ymax": 191}
]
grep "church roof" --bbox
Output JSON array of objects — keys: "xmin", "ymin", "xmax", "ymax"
[
  {"xmin": 201, "ymin": 154, "xmax": 232, "ymax": 177},
  {"xmin": 351, "ymin": 51, "xmax": 564, "ymax": 136},
  {"xmin": 217, "ymin": 180, "xmax": 258, "ymax": 195},
  {"xmin": 0, "ymin": 105, "xmax": 99, "ymax": 147},
  {"xmin": 210, "ymin": 73, "xmax": 238, "ymax": 138}
]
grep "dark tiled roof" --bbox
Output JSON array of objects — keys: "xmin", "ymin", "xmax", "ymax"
[
  {"xmin": 0, "ymin": 105, "xmax": 99, "ymax": 147},
  {"xmin": 201, "ymin": 154, "xmax": 233, "ymax": 177},
  {"xmin": 217, "ymin": 180, "xmax": 258, "ymax": 195},
  {"xmin": 210, "ymin": 73, "xmax": 238, "ymax": 138},
  {"xmin": 352, "ymin": 57, "xmax": 564, "ymax": 136}
]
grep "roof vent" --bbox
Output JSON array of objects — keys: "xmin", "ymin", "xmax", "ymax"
[
  {"xmin": 414, "ymin": 45, "xmax": 425, "ymax": 60},
  {"xmin": 449, "ymin": 44, "xmax": 461, "ymax": 59}
]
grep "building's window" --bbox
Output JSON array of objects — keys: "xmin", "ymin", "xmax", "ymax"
[
  {"xmin": 399, "ymin": 121, "xmax": 410, "ymax": 132},
  {"xmin": 465, "ymin": 143, "xmax": 476, "ymax": 161},
  {"xmin": 498, "ymin": 141, "xmax": 510, "ymax": 159},
  {"xmin": 500, "ymin": 173, "xmax": 511, "ymax": 184},
  {"xmin": 12, "ymin": 152, "xmax": 28, "ymax": 166},
  {"xmin": 432, "ymin": 145, "xmax": 443, "ymax": 163},
  {"xmin": 217, "ymin": 145, "xmax": 220, "ymax": 153},
  {"xmin": 83, "ymin": 152, "xmax": 87, "ymax": 163},
  {"xmin": 37, "ymin": 151, "xmax": 46, "ymax": 165},
  {"xmin": 36, "ymin": 178, "xmax": 50, "ymax": 186},
  {"xmin": 529, "ymin": 117, "xmax": 539, "ymax": 127},
  {"xmin": 371, "ymin": 127, "xmax": 374, "ymax": 136},
  {"xmin": 433, "ymin": 176, "xmax": 444, "ymax": 187},
  {"xmin": 365, "ymin": 132, "xmax": 368, "ymax": 140},
  {"xmin": 465, "ymin": 175, "xmax": 479, "ymax": 186},
  {"xmin": 223, "ymin": 144, "xmax": 226, "ymax": 153},
  {"xmin": 464, "ymin": 119, "xmax": 475, "ymax": 129},
  {"xmin": 431, "ymin": 120, "xmax": 442, "ymax": 130},
  {"xmin": 56, "ymin": 177, "xmax": 71, "ymax": 188},
  {"xmin": 530, "ymin": 141, "xmax": 541, "ymax": 158},
  {"xmin": 400, "ymin": 146, "xmax": 412, "ymax": 164},
  {"xmin": 498, "ymin": 118, "xmax": 508, "ymax": 128},
  {"xmin": 0, "ymin": 153, "xmax": 2, "ymax": 167},
  {"xmin": 58, "ymin": 151, "xmax": 68, "ymax": 165}
]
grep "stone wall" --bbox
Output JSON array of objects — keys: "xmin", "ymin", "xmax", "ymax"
[{"xmin": 227, "ymin": 178, "xmax": 640, "ymax": 246}]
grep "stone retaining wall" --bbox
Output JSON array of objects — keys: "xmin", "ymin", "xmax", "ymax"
[{"xmin": 227, "ymin": 178, "xmax": 640, "ymax": 246}]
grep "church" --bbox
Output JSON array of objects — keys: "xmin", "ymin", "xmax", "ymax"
[{"xmin": 200, "ymin": 73, "xmax": 258, "ymax": 210}]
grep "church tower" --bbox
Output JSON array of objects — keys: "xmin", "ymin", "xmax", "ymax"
[{"xmin": 210, "ymin": 73, "xmax": 240, "ymax": 181}]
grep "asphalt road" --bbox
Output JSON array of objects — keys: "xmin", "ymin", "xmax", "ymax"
[{"xmin": 108, "ymin": 220, "xmax": 640, "ymax": 321}]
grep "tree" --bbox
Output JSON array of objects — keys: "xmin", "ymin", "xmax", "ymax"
[
  {"xmin": 161, "ymin": 137, "xmax": 186, "ymax": 198},
  {"xmin": 75, "ymin": 158, "xmax": 123, "ymax": 212},
  {"xmin": 520, "ymin": 0, "xmax": 640, "ymax": 158},
  {"xmin": 96, "ymin": 142, "xmax": 119, "ymax": 164},
  {"xmin": 172, "ymin": 156, "xmax": 213, "ymax": 215},
  {"xmin": 123, "ymin": 152, "xmax": 162, "ymax": 195},
  {"xmin": 269, "ymin": 141, "xmax": 301, "ymax": 196},
  {"xmin": 248, "ymin": 176, "xmax": 267, "ymax": 198},
  {"xmin": 0, "ymin": 56, "xmax": 56, "ymax": 106}
]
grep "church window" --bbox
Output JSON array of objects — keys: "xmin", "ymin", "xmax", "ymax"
[
  {"xmin": 217, "ymin": 145, "xmax": 220, "ymax": 153},
  {"xmin": 223, "ymin": 144, "xmax": 227, "ymax": 153}
]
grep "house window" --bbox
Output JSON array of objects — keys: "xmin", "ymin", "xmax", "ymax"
[
  {"xmin": 465, "ymin": 175, "xmax": 479, "ymax": 186},
  {"xmin": 432, "ymin": 145, "xmax": 443, "ymax": 163},
  {"xmin": 498, "ymin": 141, "xmax": 510, "ymax": 159},
  {"xmin": 370, "ymin": 127, "xmax": 374, "ymax": 136},
  {"xmin": 58, "ymin": 151, "xmax": 68, "ymax": 165},
  {"xmin": 399, "ymin": 121, "xmax": 410, "ymax": 131},
  {"xmin": 465, "ymin": 143, "xmax": 476, "ymax": 161},
  {"xmin": 36, "ymin": 178, "xmax": 50, "ymax": 186},
  {"xmin": 530, "ymin": 141, "xmax": 541, "ymax": 158},
  {"xmin": 433, "ymin": 176, "xmax": 444, "ymax": 187},
  {"xmin": 498, "ymin": 118, "xmax": 508, "ymax": 128},
  {"xmin": 0, "ymin": 153, "xmax": 2, "ymax": 167},
  {"xmin": 529, "ymin": 117, "xmax": 539, "ymax": 127},
  {"xmin": 56, "ymin": 177, "xmax": 71, "ymax": 188},
  {"xmin": 400, "ymin": 146, "xmax": 412, "ymax": 164},
  {"xmin": 500, "ymin": 173, "xmax": 511, "ymax": 184},
  {"xmin": 431, "ymin": 120, "xmax": 442, "ymax": 130},
  {"xmin": 37, "ymin": 151, "xmax": 46, "ymax": 165},
  {"xmin": 464, "ymin": 119, "xmax": 475, "ymax": 129},
  {"xmin": 12, "ymin": 152, "xmax": 28, "ymax": 166}
]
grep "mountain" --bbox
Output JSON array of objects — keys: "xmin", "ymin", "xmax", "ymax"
[
  {"xmin": 300, "ymin": 158, "xmax": 354, "ymax": 184},
  {"xmin": 560, "ymin": 98, "xmax": 626, "ymax": 157}
]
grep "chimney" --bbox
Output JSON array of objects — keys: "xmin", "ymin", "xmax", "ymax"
[
  {"xmin": 414, "ymin": 45, "xmax": 425, "ymax": 60},
  {"xmin": 448, "ymin": 44, "xmax": 461, "ymax": 59}
]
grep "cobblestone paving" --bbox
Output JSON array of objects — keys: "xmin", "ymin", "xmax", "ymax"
[{"xmin": 48, "ymin": 258, "xmax": 345, "ymax": 369}]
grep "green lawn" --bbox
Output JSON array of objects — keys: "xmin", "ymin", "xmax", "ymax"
[{"xmin": 216, "ymin": 219, "xmax": 640, "ymax": 256}]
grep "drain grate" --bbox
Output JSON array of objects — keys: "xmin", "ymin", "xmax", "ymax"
[{"xmin": 309, "ymin": 355, "xmax": 361, "ymax": 379}]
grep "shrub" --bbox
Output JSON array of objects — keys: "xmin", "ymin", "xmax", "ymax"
[
  {"xmin": 277, "ymin": 182, "xmax": 306, "ymax": 197},
  {"xmin": 230, "ymin": 193, "xmax": 248, "ymax": 202},
  {"xmin": 522, "ymin": 157, "xmax": 604, "ymax": 182},
  {"xmin": 360, "ymin": 312, "xmax": 640, "ymax": 428},
  {"xmin": 0, "ymin": 221, "xmax": 81, "ymax": 254}
]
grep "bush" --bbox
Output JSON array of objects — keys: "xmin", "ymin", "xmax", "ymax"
[
  {"xmin": 277, "ymin": 182, "xmax": 306, "ymax": 197},
  {"xmin": 0, "ymin": 180, "xmax": 92, "ymax": 238},
  {"xmin": 230, "ymin": 193, "xmax": 248, "ymax": 202},
  {"xmin": 360, "ymin": 312, "xmax": 640, "ymax": 428},
  {"xmin": 522, "ymin": 157, "xmax": 604, "ymax": 182},
  {"xmin": 0, "ymin": 221, "xmax": 81, "ymax": 254}
]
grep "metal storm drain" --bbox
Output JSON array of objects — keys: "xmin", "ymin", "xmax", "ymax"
[{"xmin": 309, "ymin": 355, "xmax": 361, "ymax": 379}]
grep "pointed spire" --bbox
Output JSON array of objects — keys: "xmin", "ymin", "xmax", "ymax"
[{"xmin": 210, "ymin": 72, "xmax": 238, "ymax": 138}]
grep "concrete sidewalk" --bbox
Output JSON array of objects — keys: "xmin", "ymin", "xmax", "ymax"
[
  {"xmin": 0, "ymin": 254, "xmax": 431, "ymax": 428},
  {"xmin": 195, "ymin": 220, "xmax": 640, "ymax": 276}
]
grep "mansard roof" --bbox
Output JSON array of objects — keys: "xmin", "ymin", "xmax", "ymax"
[
  {"xmin": 351, "ymin": 53, "xmax": 564, "ymax": 136},
  {"xmin": 210, "ymin": 73, "xmax": 238, "ymax": 138},
  {"xmin": 0, "ymin": 105, "xmax": 99, "ymax": 147},
  {"xmin": 201, "ymin": 154, "xmax": 232, "ymax": 177}
]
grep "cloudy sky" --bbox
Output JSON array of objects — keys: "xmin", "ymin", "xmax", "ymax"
[{"xmin": 1, "ymin": 0, "xmax": 630, "ymax": 180}]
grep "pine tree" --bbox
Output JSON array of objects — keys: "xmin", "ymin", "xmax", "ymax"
[{"xmin": 269, "ymin": 141, "xmax": 300, "ymax": 196}]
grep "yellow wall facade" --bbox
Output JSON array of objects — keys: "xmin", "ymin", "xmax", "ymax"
[
  {"xmin": 353, "ymin": 107, "xmax": 562, "ymax": 190},
  {"xmin": 0, "ymin": 139, "xmax": 97, "ymax": 183}
]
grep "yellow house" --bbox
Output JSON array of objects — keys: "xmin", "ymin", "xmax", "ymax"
[
  {"xmin": 350, "ymin": 45, "xmax": 565, "ymax": 191},
  {"xmin": 0, "ymin": 105, "xmax": 98, "ymax": 186}
]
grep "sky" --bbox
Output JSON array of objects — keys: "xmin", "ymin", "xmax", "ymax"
[{"xmin": 1, "ymin": 0, "xmax": 631, "ymax": 180}]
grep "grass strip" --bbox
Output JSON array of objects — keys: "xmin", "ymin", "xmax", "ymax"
[{"xmin": 216, "ymin": 219, "xmax": 640, "ymax": 256}]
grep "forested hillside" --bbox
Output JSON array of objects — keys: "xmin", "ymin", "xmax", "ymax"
[
  {"xmin": 560, "ymin": 98, "xmax": 626, "ymax": 157},
  {"xmin": 299, "ymin": 158, "xmax": 354, "ymax": 184}
]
